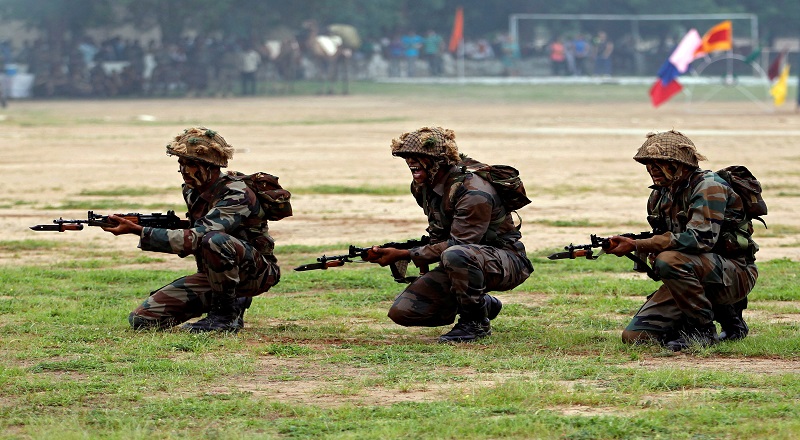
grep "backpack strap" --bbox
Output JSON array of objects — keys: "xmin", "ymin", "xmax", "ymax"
[{"xmin": 439, "ymin": 167, "xmax": 508, "ymax": 246}]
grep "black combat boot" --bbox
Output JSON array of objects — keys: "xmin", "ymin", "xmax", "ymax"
[
  {"xmin": 485, "ymin": 295, "xmax": 503, "ymax": 320},
  {"xmin": 438, "ymin": 307, "xmax": 491, "ymax": 343},
  {"xmin": 714, "ymin": 298, "xmax": 749, "ymax": 341},
  {"xmin": 481, "ymin": 295, "xmax": 502, "ymax": 332},
  {"xmin": 665, "ymin": 322, "xmax": 719, "ymax": 352},
  {"xmin": 184, "ymin": 294, "xmax": 242, "ymax": 333},
  {"xmin": 235, "ymin": 296, "xmax": 253, "ymax": 329}
]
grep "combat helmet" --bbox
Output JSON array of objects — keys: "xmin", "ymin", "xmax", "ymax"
[
  {"xmin": 391, "ymin": 126, "xmax": 460, "ymax": 165},
  {"xmin": 633, "ymin": 130, "xmax": 707, "ymax": 167},
  {"xmin": 166, "ymin": 127, "xmax": 234, "ymax": 167}
]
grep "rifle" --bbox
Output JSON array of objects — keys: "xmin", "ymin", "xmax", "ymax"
[
  {"xmin": 547, "ymin": 232, "xmax": 660, "ymax": 281},
  {"xmin": 294, "ymin": 236, "xmax": 430, "ymax": 283},
  {"xmin": 30, "ymin": 210, "xmax": 188, "ymax": 232}
]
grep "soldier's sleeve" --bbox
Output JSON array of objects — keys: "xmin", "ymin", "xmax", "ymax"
[
  {"xmin": 671, "ymin": 178, "xmax": 728, "ymax": 253},
  {"xmin": 408, "ymin": 187, "xmax": 493, "ymax": 265},
  {"xmin": 140, "ymin": 182, "xmax": 257, "ymax": 256}
]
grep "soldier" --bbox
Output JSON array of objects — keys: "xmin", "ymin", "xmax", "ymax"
[
  {"xmin": 606, "ymin": 130, "xmax": 758, "ymax": 351},
  {"xmin": 102, "ymin": 128, "xmax": 281, "ymax": 332},
  {"xmin": 365, "ymin": 126, "xmax": 534, "ymax": 342}
]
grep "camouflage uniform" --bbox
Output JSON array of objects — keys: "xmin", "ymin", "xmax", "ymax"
[
  {"xmin": 388, "ymin": 166, "xmax": 533, "ymax": 327},
  {"xmin": 624, "ymin": 131, "xmax": 758, "ymax": 343},
  {"xmin": 129, "ymin": 128, "xmax": 280, "ymax": 330},
  {"xmin": 386, "ymin": 127, "xmax": 533, "ymax": 338}
]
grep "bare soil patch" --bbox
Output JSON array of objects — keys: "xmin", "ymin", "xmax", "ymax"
[
  {"xmin": 2, "ymin": 96, "xmax": 799, "ymax": 407},
  {"xmin": 2, "ymin": 97, "xmax": 799, "ymax": 262}
]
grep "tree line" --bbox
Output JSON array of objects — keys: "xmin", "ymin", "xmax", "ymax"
[{"xmin": 1, "ymin": 0, "xmax": 796, "ymax": 49}]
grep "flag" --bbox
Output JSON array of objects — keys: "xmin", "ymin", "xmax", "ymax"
[
  {"xmin": 767, "ymin": 51, "xmax": 786, "ymax": 81},
  {"xmin": 668, "ymin": 29, "xmax": 702, "ymax": 73},
  {"xmin": 770, "ymin": 64, "xmax": 790, "ymax": 106},
  {"xmin": 448, "ymin": 7, "xmax": 463, "ymax": 53},
  {"xmin": 695, "ymin": 21, "xmax": 732, "ymax": 57},
  {"xmin": 650, "ymin": 78, "xmax": 683, "ymax": 107},
  {"xmin": 656, "ymin": 59, "xmax": 681, "ymax": 86},
  {"xmin": 649, "ymin": 29, "xmax": 699, "ymax": 105}
]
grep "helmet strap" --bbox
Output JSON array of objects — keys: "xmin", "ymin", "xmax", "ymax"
[{"xmin": 418, "ymin": 156, "xmax": 442, "ymax": 185}]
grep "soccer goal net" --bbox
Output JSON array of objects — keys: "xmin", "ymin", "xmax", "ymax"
[
  {"xmin": 508, "ymin": 13, "xmax": 760, "ymax": 77},
  {"xmin": 509, "ymin": 13, "xmax": 776, "ymax": 111}
]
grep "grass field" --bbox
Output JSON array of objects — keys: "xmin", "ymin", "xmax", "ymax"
[{"xmin": 1, "ymin": 81, "xmax": 799, "ymax": 439}]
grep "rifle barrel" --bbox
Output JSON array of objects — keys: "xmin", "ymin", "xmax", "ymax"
[{"xmin": 30, "ymin": 224, "xmax": 84, "ymax": 232}]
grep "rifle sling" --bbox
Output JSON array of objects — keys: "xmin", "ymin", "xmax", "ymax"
[{"xmin": 623, "ymin": 252, "xmax": 660, "ymax": 281}]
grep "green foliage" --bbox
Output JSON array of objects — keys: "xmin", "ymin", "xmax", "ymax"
[{"xmin": 3, "ymin": 1, "xmax": 797, "ymax": 49}]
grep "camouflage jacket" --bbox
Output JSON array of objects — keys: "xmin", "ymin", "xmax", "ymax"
[
  {"xmin": 407, "ymin": 165, "xmax": 525, "ymax": 266},
  {"xmin": 636, "ymin": 169, "xmax": 747, "ymax": 256},
  {"xmin": 140, "ymin": 172, "xmax": 274, "ymax": 262}
]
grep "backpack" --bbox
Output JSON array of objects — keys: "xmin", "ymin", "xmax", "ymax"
[
  {"xmin": 647, "ymin": 165, "xmax": 766, "ymax": 262},
  {"xmin": 228, "ymin": 171, "xmax": 293, "ymax": 221},
  {"xmin": 716, "ymin": 166, "xmax": 767, "ymax": 227},
  {"xmin": 433, "ymin": 156, "xmax": 530, "ymax": 244},
  {"xmin": 456, "ymin": 156, "xmax": 532, "ymax": 212}
]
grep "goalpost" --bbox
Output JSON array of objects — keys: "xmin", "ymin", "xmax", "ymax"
[
  {"xmin": 508, "ymin": 13, "xmax": 770, "ymax": 111},
  {"xmin": 508, "ymin": 13, "xmax": 759, "ymax": 54}
]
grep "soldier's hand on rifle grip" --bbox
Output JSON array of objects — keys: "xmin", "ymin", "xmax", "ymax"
[
  {"xmin": 605, "ymin": 235, "xmax": 636, "ymax": 256},
  {"xmin": 365, "ymin": 246, "xmax": 410, "ymax": 267},
  {"xmin": 102, "ymin": 214, "xmax": 144, "ymax": 236}
]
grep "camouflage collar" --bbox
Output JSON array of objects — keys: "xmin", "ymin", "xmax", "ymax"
[{"xmin": 431, "ymin": 165, "xmax": 460, "ymax": 196}]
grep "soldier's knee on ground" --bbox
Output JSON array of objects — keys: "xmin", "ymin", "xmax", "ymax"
[
  {"xmin": 622, "ymin": 329, "xmax": 663, "ymax": 344},
  {"xmin": 387, "ymin": 302, "xmax": 455, "ymax": 327},
  {"xmin": 387, "ymin": 305, "xmax": 409, "ymax": 326},
  {"xmin": 129, "ymin": 312, "xmax": 169, "ymax": 330}
]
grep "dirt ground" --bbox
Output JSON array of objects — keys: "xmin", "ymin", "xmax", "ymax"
[
  {"xmin": 1, "ymin": 95, "xmax": 799, "ymax": 408},
  {"xmin": 1, "ymin": 96, "xmax": 799, "ymax": 265}
]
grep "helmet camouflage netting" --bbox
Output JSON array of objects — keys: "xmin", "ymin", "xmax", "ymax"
[
  {"xmin": 390, "ymin": 126, "xmax": 460, "ymax": 165},
  {"xmin": 166, "ymin": 127, "xmax": 234, "ymax": 167},
  {"xmin": 633, "ymin": 129, "xmax": 707, "ymax": 167}
]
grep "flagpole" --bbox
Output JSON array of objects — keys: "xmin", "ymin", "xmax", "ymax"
[
  {"xmin": 449, "ymin": 6, "xmax": 464, "ymax": 82},
  {"xmin": 458, "ymin": 37, "xmax": 465, "ymax": 80}
]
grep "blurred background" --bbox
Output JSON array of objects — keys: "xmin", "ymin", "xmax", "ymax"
[{"xmin": 0, "ymin": 0, "xmax": 797, "ymax": 101}]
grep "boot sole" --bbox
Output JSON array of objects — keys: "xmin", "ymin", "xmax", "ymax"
[{"xmin": 438, "ymin": 330, "xmax": 491, "ymax": 343}]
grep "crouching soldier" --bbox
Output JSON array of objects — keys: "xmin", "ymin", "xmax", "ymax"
[
  {"xmin": 365, "ymin": 126, "xmax": 533, "ymax": 342},
  {"xmin": 102, "ymin": 127, "xmax": 282, "ymax": 332},
  {"xmin": 606, "ymin": 130, "xmax": 758, "ymax": 350}
]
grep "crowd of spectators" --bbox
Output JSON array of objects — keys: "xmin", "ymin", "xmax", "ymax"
[
  {"xmin": 0, "ymin": 28, "xmax": 669, "ymax": 100},
  {"xmin": 1, "ymin": 35, "xmax": 262, "ymax": 99}
]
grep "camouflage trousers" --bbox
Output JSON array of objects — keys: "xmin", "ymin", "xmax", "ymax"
[
  {"xmin": 388, "ymin": 244, "xmax": 532, "ymax": 327},
  {"xmin": 625, "ymin": 250, "xmax": 758, "ymax": 335},
  {"xmin": 130, "ymin": 231, "xmax": 280, "ymax": 329}
]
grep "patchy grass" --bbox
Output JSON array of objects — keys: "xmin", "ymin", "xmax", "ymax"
[
  {"xmin": 0, "ymin": 240, "xmax": 797, "ymax": 439},
  {"xmin": 78, "ymin": 187, "xmax": 177, "ymax": 197},
  {"xmin": 291, "ymin": 185, "xmax": 408, "ymax": 196},
  {"xmin": 42, "ymin": 200, "xmax": 185, "ymax": 212}
]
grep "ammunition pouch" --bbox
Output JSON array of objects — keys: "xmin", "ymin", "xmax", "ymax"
[{"xmin": 713, "ymin": 220, "xmax": 758, "ymax": 263}]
